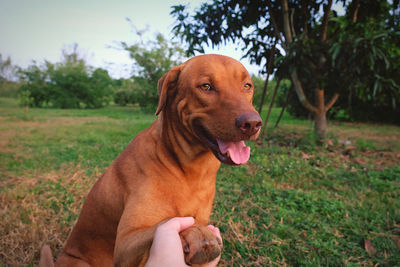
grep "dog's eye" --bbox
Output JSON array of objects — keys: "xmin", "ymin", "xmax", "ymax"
[
  {"xmin": 244, "ymin": 83, "xmax": 252, "ymax": 91},
  {"xmin": 199, "ymin": 83, "xmax": 211, "ymax": 91}
]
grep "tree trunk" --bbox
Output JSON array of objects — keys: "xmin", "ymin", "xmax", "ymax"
[
  {"xmin": 275, "ymin": 85, "xmax": 292, "ymax": 128},
  {"xmin": 314, "ymin": 109, "xmax": 327, "ymax": 141},
  {"xmin": 262, "ymin": 78, "xmax": 281, "ymax": 136},
  {"xmin": 258, "ymin": 76, "xmax": 270, "ymax": 114},
  {"xmin": 258, "ymin": 41, "xmax": 277, "ymax": 114},
  {"xmin": 314, "ymin": 88, "xmax": 335, "ymax": 141}
]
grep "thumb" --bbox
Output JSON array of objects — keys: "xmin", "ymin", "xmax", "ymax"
[{"xmin": 164, "ymin": 217, "xmax": 195, "ymax": 232}]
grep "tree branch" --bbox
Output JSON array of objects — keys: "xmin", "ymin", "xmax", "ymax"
[
  {"xmin": 351, "ymin": 0, "xmax": 360, "ymax": 23},
  {"xmin": 258, "ymin": 40, "xmax": 277, "ymax": 114},
  {"xmin": 290, "ymin": 8, "xmax": 296, "ymax": 38},
  {"xmin": 258, "ymin": 76, "xmax": 270, "ymax": 114},
  {"xmin": 321, "ymin": 0, "xmax": 333, "ymax": 42},
  {"xmin": 290, "ymin": 69, "xmax": 319, "ymax": 114},
  {"xmin": 262, "ymin": 77, "xmax": 282, "ymax": 136},
  {"xmin": 282, "ymin": 0, "xmax": 318, "ymax": 115},
  {"xmin": 275, "ymin": 84, "xmax": 292, "ymax": 128},
  {"xmin": 301, "ymin": 0, "xmax": 309, "ymax": 40},
  {"xmin": 325, "ymin": 93, "xmax": 339, "ymax": 111},
  {"xmin": 267, "ymin": 0, "xmax": 286, "ymax": 49},
  {"xmin": 281, "ymin": 0, "xmax": 293, "ymax": 44}
]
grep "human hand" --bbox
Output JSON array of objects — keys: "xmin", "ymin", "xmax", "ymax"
[{"xmin": 145, "ymin": 217, "xmax": 222, "ymax": 267}]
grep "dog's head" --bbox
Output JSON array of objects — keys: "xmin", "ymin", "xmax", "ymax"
[{"xmin": 156, "ymin": 54, "xmax": 262, "ymax": 166}]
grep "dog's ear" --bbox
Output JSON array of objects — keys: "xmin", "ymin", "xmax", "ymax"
[{"xmin": 155, "ymin": 65, "xmax": 182, "ymax": 116}]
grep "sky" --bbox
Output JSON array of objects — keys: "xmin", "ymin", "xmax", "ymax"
[{"xmin": 0, "ymin": 0, "xmax": 262, "ymax": 79}]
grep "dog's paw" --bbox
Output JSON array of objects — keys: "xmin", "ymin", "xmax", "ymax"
[{"xmin": 179, "ymin": 225, "xmax": 222, "ymax": 265}]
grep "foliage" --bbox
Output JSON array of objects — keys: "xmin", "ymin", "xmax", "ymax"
[
  {"xmin": 1, "ymin": 98, "xmax": 399, "ymax": 265},
  {"xmin": 0, "ymin": 54, "xmax": 17, "ymax": 82},
  {"xmin": 19, "ymin": 62, "xmax": 51, "ymax": 107},
  {"xmin": 252, "ymin": 76, "xmax": 290, "ymax": 109},
  {"xmin": 170, "ymin": 0, "xmax": 340, "ymax": 141},
  {"xmin": 120, "ymin": 29, "xmax": 186, "ymax": 112},
  {"xmin": 252, "ymin": 75, "xmax": 268, "ymax": 107},
  {"xmin": 114, "ymin": 79, "xmax": 136, "ymax": 106},
  {"xmin": 18, "ymin": 46, "xmax": 113, "ymax": 109},
  {"xmin": 86, "ymin": 68, "xmax": 114, "ymax": 108},
  {"xmin": 328, "ymin": 1, "xmax": 400, "ymax": 123},
  {"xmin": 18, "ymin": 90, "xmax": 34, "ymax": 108},
  {"xmin": 114, "ymin": 90, "xmax": 132, "ymax": 106},
  {"xmin": 171, "ymin": 0, "xmax": 400, "ymax": 138},
  {"xmin": 0, "ymin": 54, "xmax": 20, "ymax": 97},
  {"xmin": 0, "ymin": 80, "xmax": 22, "ymax": 98},
  {"xmin": 285, "ymin": 0, "xmax": 400, "ymax": 124}
]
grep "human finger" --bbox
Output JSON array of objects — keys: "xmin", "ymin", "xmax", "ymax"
[
  {"xmin": 157, "ymin": 217, "xmax": 195, "ymax": 233},
  {"xmin": 206, "ymin": 225, "xmax": 222, "ymax": 244}
]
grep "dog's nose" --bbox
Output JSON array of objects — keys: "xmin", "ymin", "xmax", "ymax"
[{"xmin": 235, "ymin": 113, "xmax": 262, "ymax": 136}]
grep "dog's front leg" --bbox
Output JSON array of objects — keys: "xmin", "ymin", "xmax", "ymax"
[
  {"xmin": 180, "ymin": 225, "xmax": 222, "ymax": 265},
  {"xmin": 113, "ymin": 227, "xmax": 155, "ymax": 267},
  {"xmin": 113, "ymin": 218, "xmax": 169, "ymax": 267}
]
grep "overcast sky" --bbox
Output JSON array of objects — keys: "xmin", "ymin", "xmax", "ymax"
[{"xmin": 0, "ymin": 0, "xmax": 262, "ymax": 78}]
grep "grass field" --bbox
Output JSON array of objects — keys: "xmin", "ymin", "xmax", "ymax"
[{"xmin": 1, "ymin": 97, "xmax": 399, "ymax": 266}]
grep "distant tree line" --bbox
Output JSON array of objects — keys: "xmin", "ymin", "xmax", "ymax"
[
  {"xmin": 0, "ymin": 30, "xmax": 186, "ymax": 112},
  {"xmin": 19, "ymin": 45, "xmax": 114, "ymax": 109}
]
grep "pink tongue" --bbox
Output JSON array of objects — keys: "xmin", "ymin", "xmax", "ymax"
[{"xmin": 217, "ymin": 139, "xmax": 250, "ymax": 165}]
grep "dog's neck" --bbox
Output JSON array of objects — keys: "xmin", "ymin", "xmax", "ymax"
[
  {"xmin": 155, "ymin": 112, "xmax": 221, "ymax": 177},
  {"xmin": 143, "ymin": 113, "xmax": 220, "ymax": 223}
]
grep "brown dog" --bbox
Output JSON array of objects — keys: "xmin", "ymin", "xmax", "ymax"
[{"xmin": 40, "ymin": 54, "xmax": 262, "ymax": 267}]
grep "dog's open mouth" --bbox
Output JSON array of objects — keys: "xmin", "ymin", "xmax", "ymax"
[{"xmin": 195, "ymin": 124, "xmax": 250, "ymax": 166}]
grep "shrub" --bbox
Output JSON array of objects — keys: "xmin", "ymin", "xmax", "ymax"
[{"xmin": 19, "ymin": 61, "xmax": 113, "ymax": 109}]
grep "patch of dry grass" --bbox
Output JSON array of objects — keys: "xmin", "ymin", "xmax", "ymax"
[{"xmin": 0, "ymin": 165, "xmax": 99, "ymax": 265}]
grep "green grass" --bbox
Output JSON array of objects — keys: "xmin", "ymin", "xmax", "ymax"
[
  {"xmin": 1, "ymin": 97, "xmax": 399, "ymax": 266},
  {"xmin": 213, "ymin": 145, "xmax": 400, "ymax": 266},
  {"xmin": 0, "ymin": 99, "xmax": 155, "ymax": 174}
]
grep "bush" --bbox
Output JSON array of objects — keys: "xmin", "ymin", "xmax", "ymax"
[
  {"xmin": 114, "ymin": 90, "xmax": 133, "ymax": 106},
  {"xmin": 19, "ymin": 64, "xmax": 51, "ymax": 107},
  {"xmin": 0, "ymin": 54, "xmax": 20, "ymax": 97},
  {"xmin": 19, "ymin": 61, "xmax": 113, "ymax": 109},
  {"xmin": 113, "ymin": 79, "xmax": 138, "ymax": 106},
  {"xmin": 0, "ymin": 81, "xmax": 21, "ymax": 98}
]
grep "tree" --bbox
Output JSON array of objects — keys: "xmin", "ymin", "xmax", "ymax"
[
  {"xmin": 114, "ymin": 79, "xmax": 136, "ymax": 106},
  {"xmin": 0, "ymin": 54, "xmax": 16, "ymax": 82},
  {"xmin": 0, "ymin": 54, "xmax": 20, "ymax": 97},
  {"xmin": 171, "ymin": 0, "xmax": 400, "ymax": 140},
  {"xmin": 285, "ymin": 0, "xmax": 400, "ymax": 124},
  {"xmin": 328, "ymin": 1, "xmax": 400, "ymax": 123},
  {"xmin": 19, "ymin": 62, "xmax": 52, "ymax": 107},
  {"xmin": 120, "ymin": 29, "xmax": 186, "ymax": 112},
  {"xmin": 19, "ymin": 44, "xmax": 113, "ymax": 109}
]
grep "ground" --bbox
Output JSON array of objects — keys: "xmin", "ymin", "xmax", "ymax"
[{"xmin": 0, "ymin": 97, "xmax": 399, "ymax": 266}]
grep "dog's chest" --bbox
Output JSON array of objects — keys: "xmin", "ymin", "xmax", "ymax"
[{"xmin": 174, "ymin": 177, "xmax": 216, "ymax": 224}]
